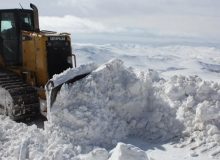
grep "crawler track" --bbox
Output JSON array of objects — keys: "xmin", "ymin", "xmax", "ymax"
[{"xmin": 0, "ymin": 69, "xmax": 40, "ymax": 121}]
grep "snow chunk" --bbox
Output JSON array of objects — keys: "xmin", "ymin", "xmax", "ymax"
[
  {"xmin": 109, "ymin": 142, "xmax": 149, "ymax": 160},
  {"xmin": 77, "ymin": 148, "xmax": 109, "ymax": 160}
]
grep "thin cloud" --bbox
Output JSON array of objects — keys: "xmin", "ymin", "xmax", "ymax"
[
  {"xmin": 39, "ymin": 13, "xmax": 220, "ymax": 42},
  {"xmin": 54, "ymin": 0, "xmax": 220, "ymax": 17},
  {"xmin": 3, "ymin": 0, "xmax": 219, "ymax": 41},
  {"xmin": 39, "ymin": 15, "xmax": 125, "ymax": 33}
]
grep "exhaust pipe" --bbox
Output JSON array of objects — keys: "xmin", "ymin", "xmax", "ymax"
[{"xmin": 30, "ymin": 3, "xmax": 40, "ymax": 32}]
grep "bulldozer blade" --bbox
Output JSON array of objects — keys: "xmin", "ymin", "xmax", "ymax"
[
  {"xmin": 46, "ymin": 73, "xmax": 90, "ymax": 107},
  {"xmin": 45, "ymin": 63, "xmax": 97, "ymax": 118}
]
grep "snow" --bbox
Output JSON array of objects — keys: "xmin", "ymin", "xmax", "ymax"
[
  {"xmin": 74, "ymin": 43, "xmax": 220, "ymax": 82},
  {"xmin": 108, "ymin": 143, "xmax": 149, "ymax": 160},
  {"xmin": 47, "ymin": 59, "xmax": 182, "ymax": 150},
  {"xmin": 0, "ymin": 116, "xmax": 47, "ymax": 160},
  {"xmin": 1, "ymin": 44, "xmax": 220, "ymax": 159},
  {"xmin": 0, "ymin": 87, "xmax": 13, "ymax": 115},
  {"xmin": 50, "ymin": 63, "xmax": 97, "ymax": 88}
]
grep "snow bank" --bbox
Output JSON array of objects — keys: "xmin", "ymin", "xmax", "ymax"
[
  {"xmin": 0, "ymin": 116, "xmax": 47, "ymax": 160},
  {"xmin": 46, "ymin": 59, "xmax": 220, "ymax": 156},
  {"xmin": 0, "ymin": 115, "xmax": 149, "ymax": 160},
  {"xmin": 46, "ymin": 59, "xmax": 183, "ymax": 149}
]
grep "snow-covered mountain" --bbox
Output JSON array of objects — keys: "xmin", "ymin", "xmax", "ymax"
[{"xmin": 74, "ymin": 43, "xmax": 220, "ymax": 82}]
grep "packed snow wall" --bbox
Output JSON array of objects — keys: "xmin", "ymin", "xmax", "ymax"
[{"xmin": 45, "ymin": 59, "xmax": 220, "ymax": 151}]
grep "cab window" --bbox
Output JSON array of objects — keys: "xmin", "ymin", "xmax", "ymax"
[
  {"xmin": 0, "ymin": 12, "xmax": 16, "ymax": 38},
  {"xmin": 0, "ymin": 12, "xmax": 19, "ymax": 65},
  {"xmin": 1, "ymin": 20, "xmax": 13, "ymax": 31},
  {"xmin": 20, "ymin": 13, "xmax": 34, "ymax": 31}
]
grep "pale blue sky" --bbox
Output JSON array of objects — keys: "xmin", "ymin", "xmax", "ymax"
[{"xmin": 1, "ymin": 0, "xmax": 220, "ymax": 44}]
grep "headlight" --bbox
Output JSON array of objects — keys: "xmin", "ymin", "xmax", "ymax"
[{"xmin": 67, "ymin": 56, "xmax": 72, "ymax": 64}]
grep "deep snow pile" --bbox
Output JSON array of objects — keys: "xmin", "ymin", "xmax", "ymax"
[
  {"xmin": 47, "ymin": 59, "xmax": 220, "ymax": 153},
  {"xmin": 46, "ymin": 59, "xmax": 182, "ymax": 149}
]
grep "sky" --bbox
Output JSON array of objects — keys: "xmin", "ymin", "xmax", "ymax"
[{"xmin": 1, "ymin": 0, "xmax": 220, "ymax": 44}]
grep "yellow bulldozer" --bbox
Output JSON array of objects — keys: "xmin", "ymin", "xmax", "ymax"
[{"xmin": 0, "ymin": 4, "xmax": 80, "ymax": 120}]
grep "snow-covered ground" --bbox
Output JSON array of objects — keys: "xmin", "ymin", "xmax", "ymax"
[
  {"xmin": 74, "ymin": 43, "xmax": 220, "ymax": 82},
  {"xmin": 1, "ymin": 43, "xmax": 220, "ymax": 160}
]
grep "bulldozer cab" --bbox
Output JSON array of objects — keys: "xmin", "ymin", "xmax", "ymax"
[{"xmin": 0, "ymin": 9, "xmax": 34, "ymax": 66}]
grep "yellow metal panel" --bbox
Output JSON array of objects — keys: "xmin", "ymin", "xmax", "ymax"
[
  {"xmin": 22, "ymin": 31, "xmax": 49, "ymax": 93},
  {"xmin": 22, "ymin": 32, "xmax": 36, "ymax": 72},
  {"xmin": 34, "ymin": 34, "xmax": 49, "ymax": 86}
]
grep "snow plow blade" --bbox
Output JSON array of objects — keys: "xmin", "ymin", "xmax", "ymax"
[{"xmin": 45, "ymin": 63, "xmax": 97, "ymax": 116}]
